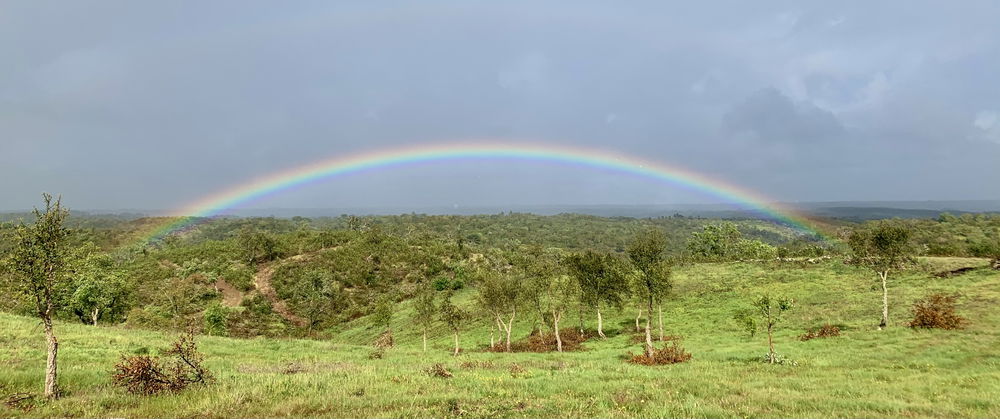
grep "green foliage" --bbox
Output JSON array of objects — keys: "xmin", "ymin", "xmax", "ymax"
[
  {"xmin": 371, "ymin": 295, "xmax": 395, "ymax": 331},
  {"xmin": 236, "ymin": 227, "xmax": 281, "ymax": 265},
  {"xmin": 438, "ymin": 291, "xmax": 465, "ymax": 332},
  {"xmin": 627, "ymin": 229, "xmax": 672, "ymax": 305},
  {"xmin": 732, "ymin": 309, "xmax": 757, "ymax": 339},
  {"xmin": 565, "ymin": 251, "xmax": 631, "ymax": 311},
  {"xmin": 686, "ymin": 222, "xmax": 778, "ymax": 261},
  {"xmin": 202, "ymin": 302, "xmax": 230, "ymax": 336},
  {"xmin": 3, "ymin": 194, "xmax": 73, "ymax": 317},
  {"xmin": 848, "ymin": 221, "xmax": 914, "ymax": 272}
]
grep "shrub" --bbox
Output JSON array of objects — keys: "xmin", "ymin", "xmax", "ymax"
[
  {"xmin": 627, "ymin": 342, "xmax": 692, "ymax": 366},
  {"xmin": 203, "ymin": 302, "xmax": 229, "ymax": 336},
  {"xmin": 799, "ymin": 324, "xmax": 841, "ymax": 341},
  {"xmin": 486, "ymin": 328, "xmax": 590, "ymax": 352},
  {"xmin": 426, "ymin": 363, "xmax": 453, "ymax": 378},
  {"xmin": 111, "ymin": 330, "xmax": 213, "ymax": 395},
  {"xmin": 909, "ymin": 293, "xmax": 966, "ymax": 329}
]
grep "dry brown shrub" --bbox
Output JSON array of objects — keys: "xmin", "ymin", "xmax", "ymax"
[
  {"xmin": 486, "ymin": 328, "xmax": 590, "ymax": 353},
  {"xmin": 627, "ymin": 342, "xmax": 692, "ymax": 366},
  {"xmin": 373, "ymin": 330, "xmax": 394, "ymax": 350},
  {"xmin": 910, "ymin": 293, "xmax": 966, "ymax": 329},
  {"xmin": 629, "ymin": 333, "xmax": 681, "ymax": 344},
  {"xmin": 426, "ymin": 363, "xmax": 453, "ymax": 378},
  {"xmin": 459, "ymin": 360, "xmax": 496, "ymax": 369},
  {"xmin": 111, "ymin": 330, "xmax": 213, "ymax": 396},
  {"xmin": 799, "ymin": 324, "xmax": 841, "ymax": 341},
  {"xmin": 3, "ymin": 393, "xmax": 37, "ymax": 412},
  {"xmin": 509, "ymin": 363, "xmax": 529, "ymax": 378}
]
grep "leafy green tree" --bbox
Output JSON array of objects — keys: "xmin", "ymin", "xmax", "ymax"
[
  {"xmin": 3, "ymin": 194, "xmax": 71, "ymax": 399},
  {"xmin": 203, "ymin": 302, "xmax": 230, "ymax": 336},
  {"xmin": 372, "ymin": 294, "xmax": 395, "ymax": 333},
  {"xmin": 627, "ymin": 229, "xmax": 673, "ymax": 356},
  {"xmin": 476, "ymin": 270, "xmax": 521, "ymax": 352},
  {"xmin": 754, "ymin": 294, "xmax": 793, "ymax": 364},
  {"xmin": 284, "ymin": 268, "xmax": 345, "ymax": 332},
  {"xmin": 848, "ymin": 222, "xmax": 913, "ymax": 328},
  {"xmin": 413, "ymin": 288, "xmax": 437, "ymax": 352},
  {"xmin": 68, "ymin": 249, "xmax": 132, "ymax": 326},
  {"xmin": 686, "ymin": 222, "xmax": 777, "ymax": 261},
  {"xmin": 565, "ymin": 251, "xmax": 630, "ymax": 338},
  {"xmin": 236, "ymin": 227, "xmax": 280, "ymax": 265},
  {"xmin": 439, "ymin": 291, "xmax": 466, "ymax": 356},
  {"xmin": 545, "ymin": 272, "xmax": 579, "ymax": 352}
]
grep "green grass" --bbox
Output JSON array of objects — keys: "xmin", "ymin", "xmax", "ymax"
[{"xmin": 2, "ymin": 258, "xmax": 999, "ymax": 418}]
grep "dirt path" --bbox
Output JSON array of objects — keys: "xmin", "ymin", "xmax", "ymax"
[
  {"xmin": 214, "ymin": 279, "xmax": 244, "ymax": 307},
  {"xmin": 254, "ymin": 263, "xmax": 308, "ymax": 327}
]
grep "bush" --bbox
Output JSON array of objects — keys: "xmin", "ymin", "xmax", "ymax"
[
  {"xmin": 426, "ymin": 363, "xmax": 453, "ymax": 378},
  {"xmin": 909, "ymin": 293, "xmax": 966, "ymax": 329},
  {"xmin": 486, "ymin": 328, "xmax": 590, "ymax": 352},
  {"xmin": 627, "ymin": 342, "xmax": 692, "ymax": 366},
  {"xmin": 203, "ymin": 302, "xmax": 229, "ymax": 336},
  {"xmin": 799, "ymin": 324, "xmax": 841, "ymax": 341},
  {"xmin": 111, "ymin": 331, "xmax": 213, "ymax": 395}
]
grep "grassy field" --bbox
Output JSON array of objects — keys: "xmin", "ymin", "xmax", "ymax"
[{"xmin": 2, "ymin": 258, "xmax": 999, "ymax": 418}]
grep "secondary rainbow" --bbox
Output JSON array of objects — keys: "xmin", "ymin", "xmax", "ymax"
[{"xmin": 141, "ymin": 142, "xmax": 824, "ymax": 243}]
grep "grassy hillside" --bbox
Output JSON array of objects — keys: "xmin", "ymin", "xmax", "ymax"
[{"xmin": 2, "ymin": 258, "xmax": 998, "ymax": 418}]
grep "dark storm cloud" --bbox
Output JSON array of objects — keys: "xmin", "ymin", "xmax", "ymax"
[{"xmin": 1, "ymin": 1, "xmax": 998, "ymax": 211}]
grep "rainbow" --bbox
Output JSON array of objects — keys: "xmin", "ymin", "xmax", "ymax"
[{"xmin": 140, "ymin": 142, "xmax": 825, "ymax": 243}]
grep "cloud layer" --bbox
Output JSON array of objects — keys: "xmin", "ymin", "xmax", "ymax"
[{"xmin": 1, "ymin": 1, "xmax": 998, "ymax": 210}]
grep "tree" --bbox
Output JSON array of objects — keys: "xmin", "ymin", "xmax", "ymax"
[
  {"xmin": 754, "ymin": 294, "xmax": 793, "ymax": 364},
  {"xmin": 372, "ymin": 294, "xmax": 395, "ymax": 333},
  {"xmin": 627, "ymin": 229, "xmax": 672, "ymax": 356},
  {"xmin": 848, "ymin": 222, "xmax": 913, "ymax": 328},
  {"xmin": 686, "ymin": 222, "xmax": 777, "ymax": 261},
  {"xmin": 3, "ymin": 194, "xmax": 71, "ymax": 398},
  {"xmin": 545, "ymin": 272, "xmax": 579, "ymax": 352},
  {"xmin": 439, "ymin": 291, "xmax": 466, "ymax": 356},
  {"xmin": 413, "ymin": 288, "xmax": 437, "ymax": 352},
  {"xmin": 236, "ymin": 227, "xmax": 280, "ymax": 265},
  {"xmin": 476, "ymin": 271, "xmax": 521, "ymax": 352},
  {"xmin": 67, "ymin": 248, "xmax": 132, "ymax": 326},
  {"xmin": 284, "ymin": 268, "xmax": 345, "ymax": 332},
  {"xmin": 565, "ymin": 251, "xmax": 630, "ymax": 338}
]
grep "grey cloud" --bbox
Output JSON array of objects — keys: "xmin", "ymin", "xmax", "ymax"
[{"xmin": 723, "ymin": 88, "xmax": 844, "ymax": 142}]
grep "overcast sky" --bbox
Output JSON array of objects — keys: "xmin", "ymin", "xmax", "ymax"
[{"xmin": 2, "ymin": 1, "xmax": 998, "ymax": 212}]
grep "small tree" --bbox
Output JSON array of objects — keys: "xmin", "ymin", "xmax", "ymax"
[
  {"xmin": 372, "ymin": 294, "xmax": 395, "ymax": 333},
  {"xmin": 413, "ymin": 288, "xmax": 437, "ymax": 352},
  {"xmin": 627, "ymin": 229, "xmax": 672, "ymax": 357},
  {"xmin": 68, "ymin": 250, "xmax": 131, "ymax": 326},
  {"xmin": 545, "ymin": 273, "xmax": 579, "ymax": 352},
  {"xmin": 565, "ymin": 251, "xmax": 630, "ymax": 338},
  {"xmin": 848, "ymin": 222, "xmax": 913, "ymax": 329},
  {"xmin": 3, "ymin": 194, "xmax": 71, "ymax": 399},
  {"xmin": 439, "ymin": 291, "xmax": 466, "ymax": 356},
  {"xmin": 285, "ymin": 268, "xmax": 345, "ymax": 333},
  {"xmin": 236, "ymin": 227, "xmax": 280, "ymax": 265},
  {"xmin": 754, "ymin": 294, "xmax": 793, "ymax": 364},
  {"xmin": 476, "ymin": 271, "xmax": 521, "ymax": 352}
]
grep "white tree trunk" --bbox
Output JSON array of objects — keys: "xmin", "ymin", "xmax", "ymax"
[
  {"xmin": 43, "ymin": 315, "xmax": 59, "ymax": 399},
  {"xmin": 453, "ymin": 332, "xmax": 460, "ymax": 356},
  {"xmin": 422, "ymin": 330, "xmax": 428, "ymax": 352},
  {"xmin": 553, "ymin": 310, "xmax": 563, "ymax": 352},
  {"xmin": 767, "ymin": 323, "xmax": 775, "ymax": 363},
  {"xmin": 880, "ymin": 271, "xmax": 889, "ymax": 329},
  {"xmin": 597, "ymin": 308, "xmax": 606, "ymax": 338},
  {"xmin": 91, "ymin": 307, "xmax": 100, "ymax": 326},
  {"xmin": 644, "ymin": 315, "xmax": 654, "ymax": 357},
  {"xmin": 657, "ymin": 304, "xmax": 664, "ymax": 341},
  {"xmin": 635, "ymin": 308, "xmax": 642, "ymax": 332}
]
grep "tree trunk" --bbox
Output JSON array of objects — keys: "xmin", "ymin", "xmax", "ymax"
[
  {"xmin": 553, "ymin": 311, "xmax": 563, "ymax": 353},
  {"xmin": 879, "ymin": 271, "xmax": 889, "ymax": 329},
  {"xmin": 490, "ymin": 327, "xmax": 495, "ymax": 349},
  {"xmin": 635, "ymin": 308, "xmax": 642, "ymax": 332},
  {"xmin": 91, "ymin": 307, "xmax": 100, "ymax": 326},
  {"xmin": 504, "ymin": 311, "xmax": 515, "ymax": 352},
  {"xmin": 453, "ymin": 332, "xmax": 460, "ymax": 356},
  {"xmin": 644, "ymin": 298, "xmax": 654, "ymax": 357},
  {"xmin": 596, "ymin": 308, "xmax": 606, "ymax": 338},
  {"xmin": 767, "ymin": 324, "xmax": 775, "ymax": 364},
  {"xmin": 422, "ymin": 330, "xmax": 428, "ymax": 352},
  {"xmin": 43, "ymin": 315, "xmax": 59, "ymax": 399},
  {"xmin": 657, "ymin": 304, "xmax": 664, "ymax": 341}
]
